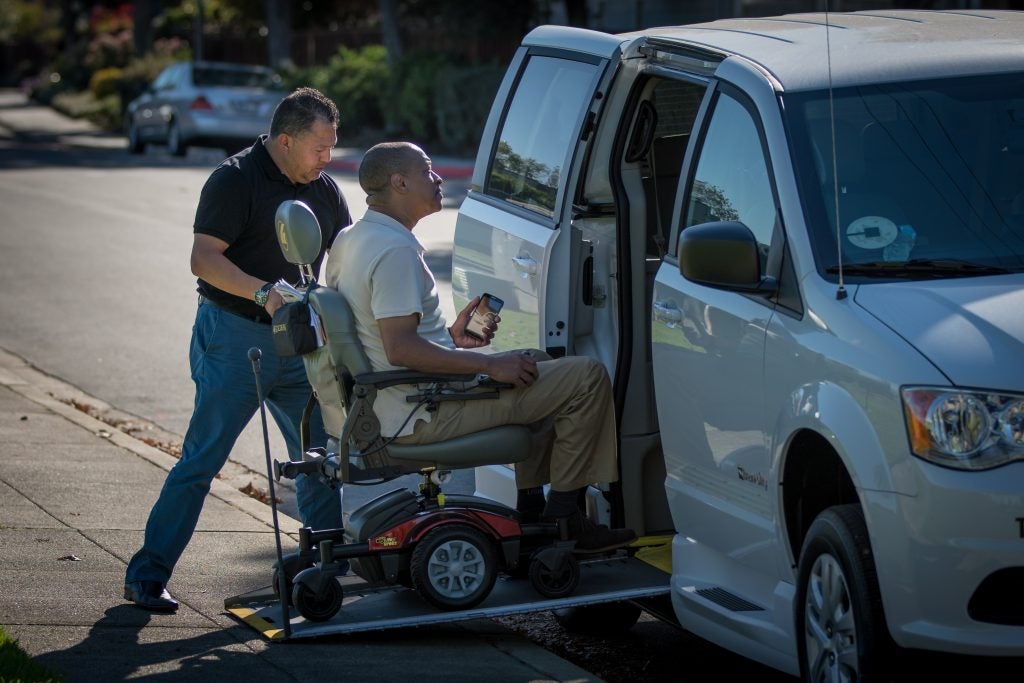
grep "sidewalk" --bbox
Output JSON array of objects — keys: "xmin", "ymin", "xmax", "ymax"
[{"xmin": 0, "ymin": 346, "xmax": 599, "ymax": 682}]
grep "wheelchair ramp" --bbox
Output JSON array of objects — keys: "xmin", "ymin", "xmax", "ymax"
[{"xmin": 225, "ymin": 552, "xmax": 670, "ymax": 641}]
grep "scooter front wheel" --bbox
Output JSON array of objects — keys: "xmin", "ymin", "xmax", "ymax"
[{"xmin": 292, "ymin": 578, "xmax": 343, "ymax": 622}]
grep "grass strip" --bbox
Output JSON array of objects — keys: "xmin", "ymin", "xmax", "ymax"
[{"xmin": 0, "ymin": 625, "xmax": 62, "ymax": 683}]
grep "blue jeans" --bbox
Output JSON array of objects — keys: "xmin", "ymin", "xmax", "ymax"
[{"xmin": 126, "ymin": 301, "xmax": 344, "ymax": 586}]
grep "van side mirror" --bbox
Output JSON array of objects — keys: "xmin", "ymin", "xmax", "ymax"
[
  {"xmin": 275, "ymin": 200, "xmax": 322, "ymax": 266},
  {"xmin": 678, "ymin": 221, "xmax": 777, "ymax": 295}
]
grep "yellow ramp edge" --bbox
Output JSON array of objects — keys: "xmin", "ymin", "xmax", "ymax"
[
  {"xmin": 632, "ymin": 534, "xmax": 673, "ymax": 574},
  {"xmin": 227, "ymin": 606, "xmax": 287, "ymax": 640}
]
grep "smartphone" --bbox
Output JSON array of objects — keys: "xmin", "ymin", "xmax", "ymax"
[{"xmin": 464, "ymin": 293, "xmax": 504, "ymax": 340}]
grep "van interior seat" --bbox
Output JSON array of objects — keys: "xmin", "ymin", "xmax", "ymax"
[{"xmin": 649, "ymin": 133, "xmax": 689, "ymax": 253}]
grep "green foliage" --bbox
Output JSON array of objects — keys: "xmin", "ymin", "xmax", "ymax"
[
  {"xmin": 0, "ymin": 624, "xmax": 63, "ymax": 683},
  {"xmin": 88, "ymin": 67, "xmax": 123, "ymax": 99},
  {"xmin": 284, "ymin": 45, "xmax": 390, "ymax": 134},
  {"xmin": 51, "ymin": 90, "xmax": 122, "ymax": 132},
  {"xmin": 0, "ymin": 0, "xmax": 61, "ymax": 44},
  {"xmin": 434, "ymin": 62, "xmax": 505, "ymax": 153},
  {"xmin": 386, "ymin": 51, "xmax": 451, "ymax": 142}
]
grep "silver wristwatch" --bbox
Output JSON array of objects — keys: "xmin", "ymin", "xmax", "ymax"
[{"xmin": 254, "ymin": 282, "xmax": 274, "ymax": 307}]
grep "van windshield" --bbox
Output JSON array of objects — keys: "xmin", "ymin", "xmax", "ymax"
[{"xmin": 785, "ymin": 72, "xmax": 1024, "ymax": 279}]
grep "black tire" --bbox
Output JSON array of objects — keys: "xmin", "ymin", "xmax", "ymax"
[
  {"xmin": 554, "ymin": 601, "xmax": 643, "ymax": 635},
  {"xmin": 528, "ymin": 547, "xmax": 580, "ymax": 599},
  {"xmin": 167, "ymin": 120, "xmax": 187, "ymax": 157},
  {"xmin": 795, "ymin": 504, "xmax": 892, "ymax": 682},
  {"xmin": 410, "ymin": 523, "xmax": 497, "ymax": 610},
  {"xmin": 126, "ymin": 120, "xmax": 144, "ymax": 154},
  {"xmin": 291, "ymin": 577, "xmax": 343, "ymax": 623}
]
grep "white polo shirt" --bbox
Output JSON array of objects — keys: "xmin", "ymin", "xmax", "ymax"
[{"xmin": 324, "ymin": 209, "xmax": 455, "ymax": 437}]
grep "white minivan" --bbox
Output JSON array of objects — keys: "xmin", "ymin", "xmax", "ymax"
[{"xmin": 452, "ymin": 9, "xmax": 1024, "ymax": 680}]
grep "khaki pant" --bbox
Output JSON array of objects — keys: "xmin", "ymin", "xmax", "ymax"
[{"xmin": 396, "ymin": 355, "xmax": 618, "ymax": 492}]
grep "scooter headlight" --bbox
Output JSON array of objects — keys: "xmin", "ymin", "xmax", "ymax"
[{"xmin": 903, "ymin": 387, "xmax": 1024, "ymax": 470}]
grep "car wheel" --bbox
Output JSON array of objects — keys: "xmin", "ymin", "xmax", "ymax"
[
  {"xmin": 126, "ymin": 119, "xmax": 144, "ymax": 154},
  {"xmin": 410, "ymin": 523, "xmax": 497, "ymax": 611},
  {"xmin": 554, "ymin": 601, "xmax": 643, "ymax": 635},
  {"xmin": 167, "ymin": 120, "xmax": 187, "ymax": 157},
  {"xmin": 795, "ymin": 504, "xmax": 892, "ymax": 682}
]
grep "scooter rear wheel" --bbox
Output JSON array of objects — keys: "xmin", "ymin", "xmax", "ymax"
[
  {"xmin": 410, "ymin": 523, "xmax": 497, "ymax": 611},
  {"xmin": 292, "ymin": 578, "xmax": 343, "ymax": 622}
]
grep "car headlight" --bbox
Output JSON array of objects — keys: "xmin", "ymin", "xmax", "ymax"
[{"xmin": 902, "ymin": 387, "xmax": 1024, "ymax": 470}]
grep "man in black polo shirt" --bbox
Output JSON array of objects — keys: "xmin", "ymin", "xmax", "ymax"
[{"xmin": 124, "ymin": 87, "xmax": 351, "ymax": 612}]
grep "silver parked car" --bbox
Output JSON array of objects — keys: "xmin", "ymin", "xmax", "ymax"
[
  {"xmin": 125, "ymin": 60, "xmax": 286, "ymax": 156},
  {"xmin": 456, "ymin": 9, "xmax": 1024, "ymax": 680}
]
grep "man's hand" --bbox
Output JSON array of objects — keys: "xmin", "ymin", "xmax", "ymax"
[
  {"xmin": 450, "ymin": 296, "xmax": 500, "ymax": 349},
  {"xmin": 265, "ymin": 289, "xmax": 285, "ymax": 317},
  {"xmin": 485, "ymin": 351, "xmax": 538, "ymax": 388}
]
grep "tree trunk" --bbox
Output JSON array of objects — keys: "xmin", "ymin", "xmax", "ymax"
[
  {"xmin": 132, "ymin": 0, "xmax": 160, "ymax": 56},
  {"xmin": 378, "ymin": 0, "xmax": 403, "ymax": 65},
  {"xmin": 264, "ymin": 0, "xmax": 293, "ymax": 69}
]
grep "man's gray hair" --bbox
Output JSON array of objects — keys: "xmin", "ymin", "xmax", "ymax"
[
  {"xmin": 359, "ymin": 142, "xmax": 423, "ymax": 196},
  {"xmin": 270, "ymin": 87, "xmax": 339, "ymax": 138}
]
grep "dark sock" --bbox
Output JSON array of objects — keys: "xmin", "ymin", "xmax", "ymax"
[
  {"xmin": 516, "ymin": 487, "xmax": 545, "ymax": 516},
  {"xmin": 543, "ymin": 487, "xmax": 584, "ymax": 518}
]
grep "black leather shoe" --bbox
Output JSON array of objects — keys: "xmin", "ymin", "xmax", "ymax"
[
  {"xmin": 558, "ymin": 511, "xmax": 637, "ymax": 554},
  {"xmin": 124, "ymin": 581, "xmax": 178, "ymax": 612}
]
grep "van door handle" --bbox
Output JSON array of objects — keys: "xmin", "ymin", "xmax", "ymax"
[
  {"xmin": 652, "ymin": 300, "xmax": 682, "ymax": 326},
  {"xmin": 512, "ymin": 255, "xmax": 538, "ymax": 276}
]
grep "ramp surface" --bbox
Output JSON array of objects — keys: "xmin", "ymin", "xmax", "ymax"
[{"xmin": 226, "ymin": 554, "xmax": 670, "ymax": 640}]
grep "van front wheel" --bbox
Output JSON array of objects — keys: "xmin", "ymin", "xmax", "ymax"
[{"xmin": 795, "ymin": 504, "xmax": 892, "ymax": 682}]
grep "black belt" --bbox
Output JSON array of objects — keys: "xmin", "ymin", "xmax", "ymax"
[{"xmin": 198, "ymin": 295, "xmax": 271, "ymax": 325}]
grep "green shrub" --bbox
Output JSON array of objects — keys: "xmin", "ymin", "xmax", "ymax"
[
  {"xmin": 385, "ymin": 51, "xmax": 451, "ymax": 142},
  {"xmin": 286, "ymin": 45, "xmax": 390, "ymax": 134},
  {"xmin": 89, "ymin": 67, "xmax": 123, "ymax": 99},
  {"xmin": 0, "ymin": 624, "xmax": 62, "ymax": 683},
  {"xmin": 51, "ymin": 90, "xmax": 122, "ymax": 131},
  {"xmin": 434, "ymin": 62, "xmax": 506, "ymax": 153}
]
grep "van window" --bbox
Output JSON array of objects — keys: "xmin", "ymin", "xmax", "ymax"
[
  {"xmin": 785, "ymin": 72, "xmax": 1024, "ymax": 276},
  {"xmin": 683, "ymin": 90, "xmax": 777, "ymax": 254},
  {"xmin": 486, "ymin": 55, "xmax": 600, "ymax": 218}
]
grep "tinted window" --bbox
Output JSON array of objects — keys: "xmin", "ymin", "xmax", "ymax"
[
  {"xmin": 786, "ymin": 72, "xmax": 1024, "ymax": 276},
  {"xmin": 193, "ymin": 66, "xmax": 280, "ymax": 88},
  {"xmin": 684, "ymin": 90, "xmax": 777, "ymax": 253},
  {"xmin": 486, "ymin": 55, "xmax": 599, "ymax": 218}
]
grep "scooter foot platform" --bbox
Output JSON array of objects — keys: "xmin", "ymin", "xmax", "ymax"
[{"xmin": 225, "ymin": 553, "xmax": 669, "ymax": 641}]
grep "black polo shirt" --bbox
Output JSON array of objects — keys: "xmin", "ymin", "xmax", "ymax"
[{"xmin": 193, "ymin": 135, "xmax": 351, "ymax": 322}]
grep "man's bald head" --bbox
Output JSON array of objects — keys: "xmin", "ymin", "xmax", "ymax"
[{"xmin": 359, "ymin": 142, "xmax": 426, "ymax": 199}]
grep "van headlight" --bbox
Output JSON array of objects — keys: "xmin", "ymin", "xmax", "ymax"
[{"xmin": 902, "ymin": 387, "xmax": 1024, "ymax": 470}]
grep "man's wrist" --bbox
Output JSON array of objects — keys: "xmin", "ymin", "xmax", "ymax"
[{"xmin": 253, "ymin": 282, "xmax": 274, "ymax": 307}]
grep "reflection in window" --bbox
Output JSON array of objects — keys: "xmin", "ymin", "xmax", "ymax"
[
  {"xmin": 684, "ymin": 92, "xmax": 776, "ymax": 251},
  {"xmin": 487, "ymin": 56, "xmax": 599, "ymax": 218}
]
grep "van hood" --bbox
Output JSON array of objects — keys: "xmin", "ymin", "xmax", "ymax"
[{"xmin": 854, "ymin": 275, "xmax": 1024, "ymax": 389}]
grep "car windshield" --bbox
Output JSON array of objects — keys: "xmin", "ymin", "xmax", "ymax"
[
  {"xmin": 785, "ymin": 72, "xmax": 1024, "ymax": 279},
  {"xmin": 193, "ymin": 66, "xmax": 281, "ymax": 89}
]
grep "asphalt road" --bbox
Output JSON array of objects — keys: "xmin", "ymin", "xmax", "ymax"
[{"xmin": 0, "ymin": 127, "xmax": 472, "ymax": 520}]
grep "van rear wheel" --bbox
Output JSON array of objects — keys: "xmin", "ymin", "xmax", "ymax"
[{"xmin": 795, "ymin": 504, "xmax": 893, "ymax": 682}]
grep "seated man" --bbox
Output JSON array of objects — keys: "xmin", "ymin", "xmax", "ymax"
[{"xmin": 324, "ymin": 141, "xmax": 635, "ymax": 552}]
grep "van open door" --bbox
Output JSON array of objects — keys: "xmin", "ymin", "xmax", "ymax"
[{"xmin": 452, "ymin": 27, "xmax": 623, "ymax": 355}]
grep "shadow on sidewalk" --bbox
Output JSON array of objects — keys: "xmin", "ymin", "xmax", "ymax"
[{"xmin": 34, "ymin": 605, "xmax": 272, "ymax": 682}]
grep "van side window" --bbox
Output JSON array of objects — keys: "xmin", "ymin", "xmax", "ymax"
[
  {"xmin": 486, "ymin": 55, "xmax": 600, "ymax": 218},
  {"xmin": 683, "ymin": 90, "xmax": 777, "ymax": 255}
]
